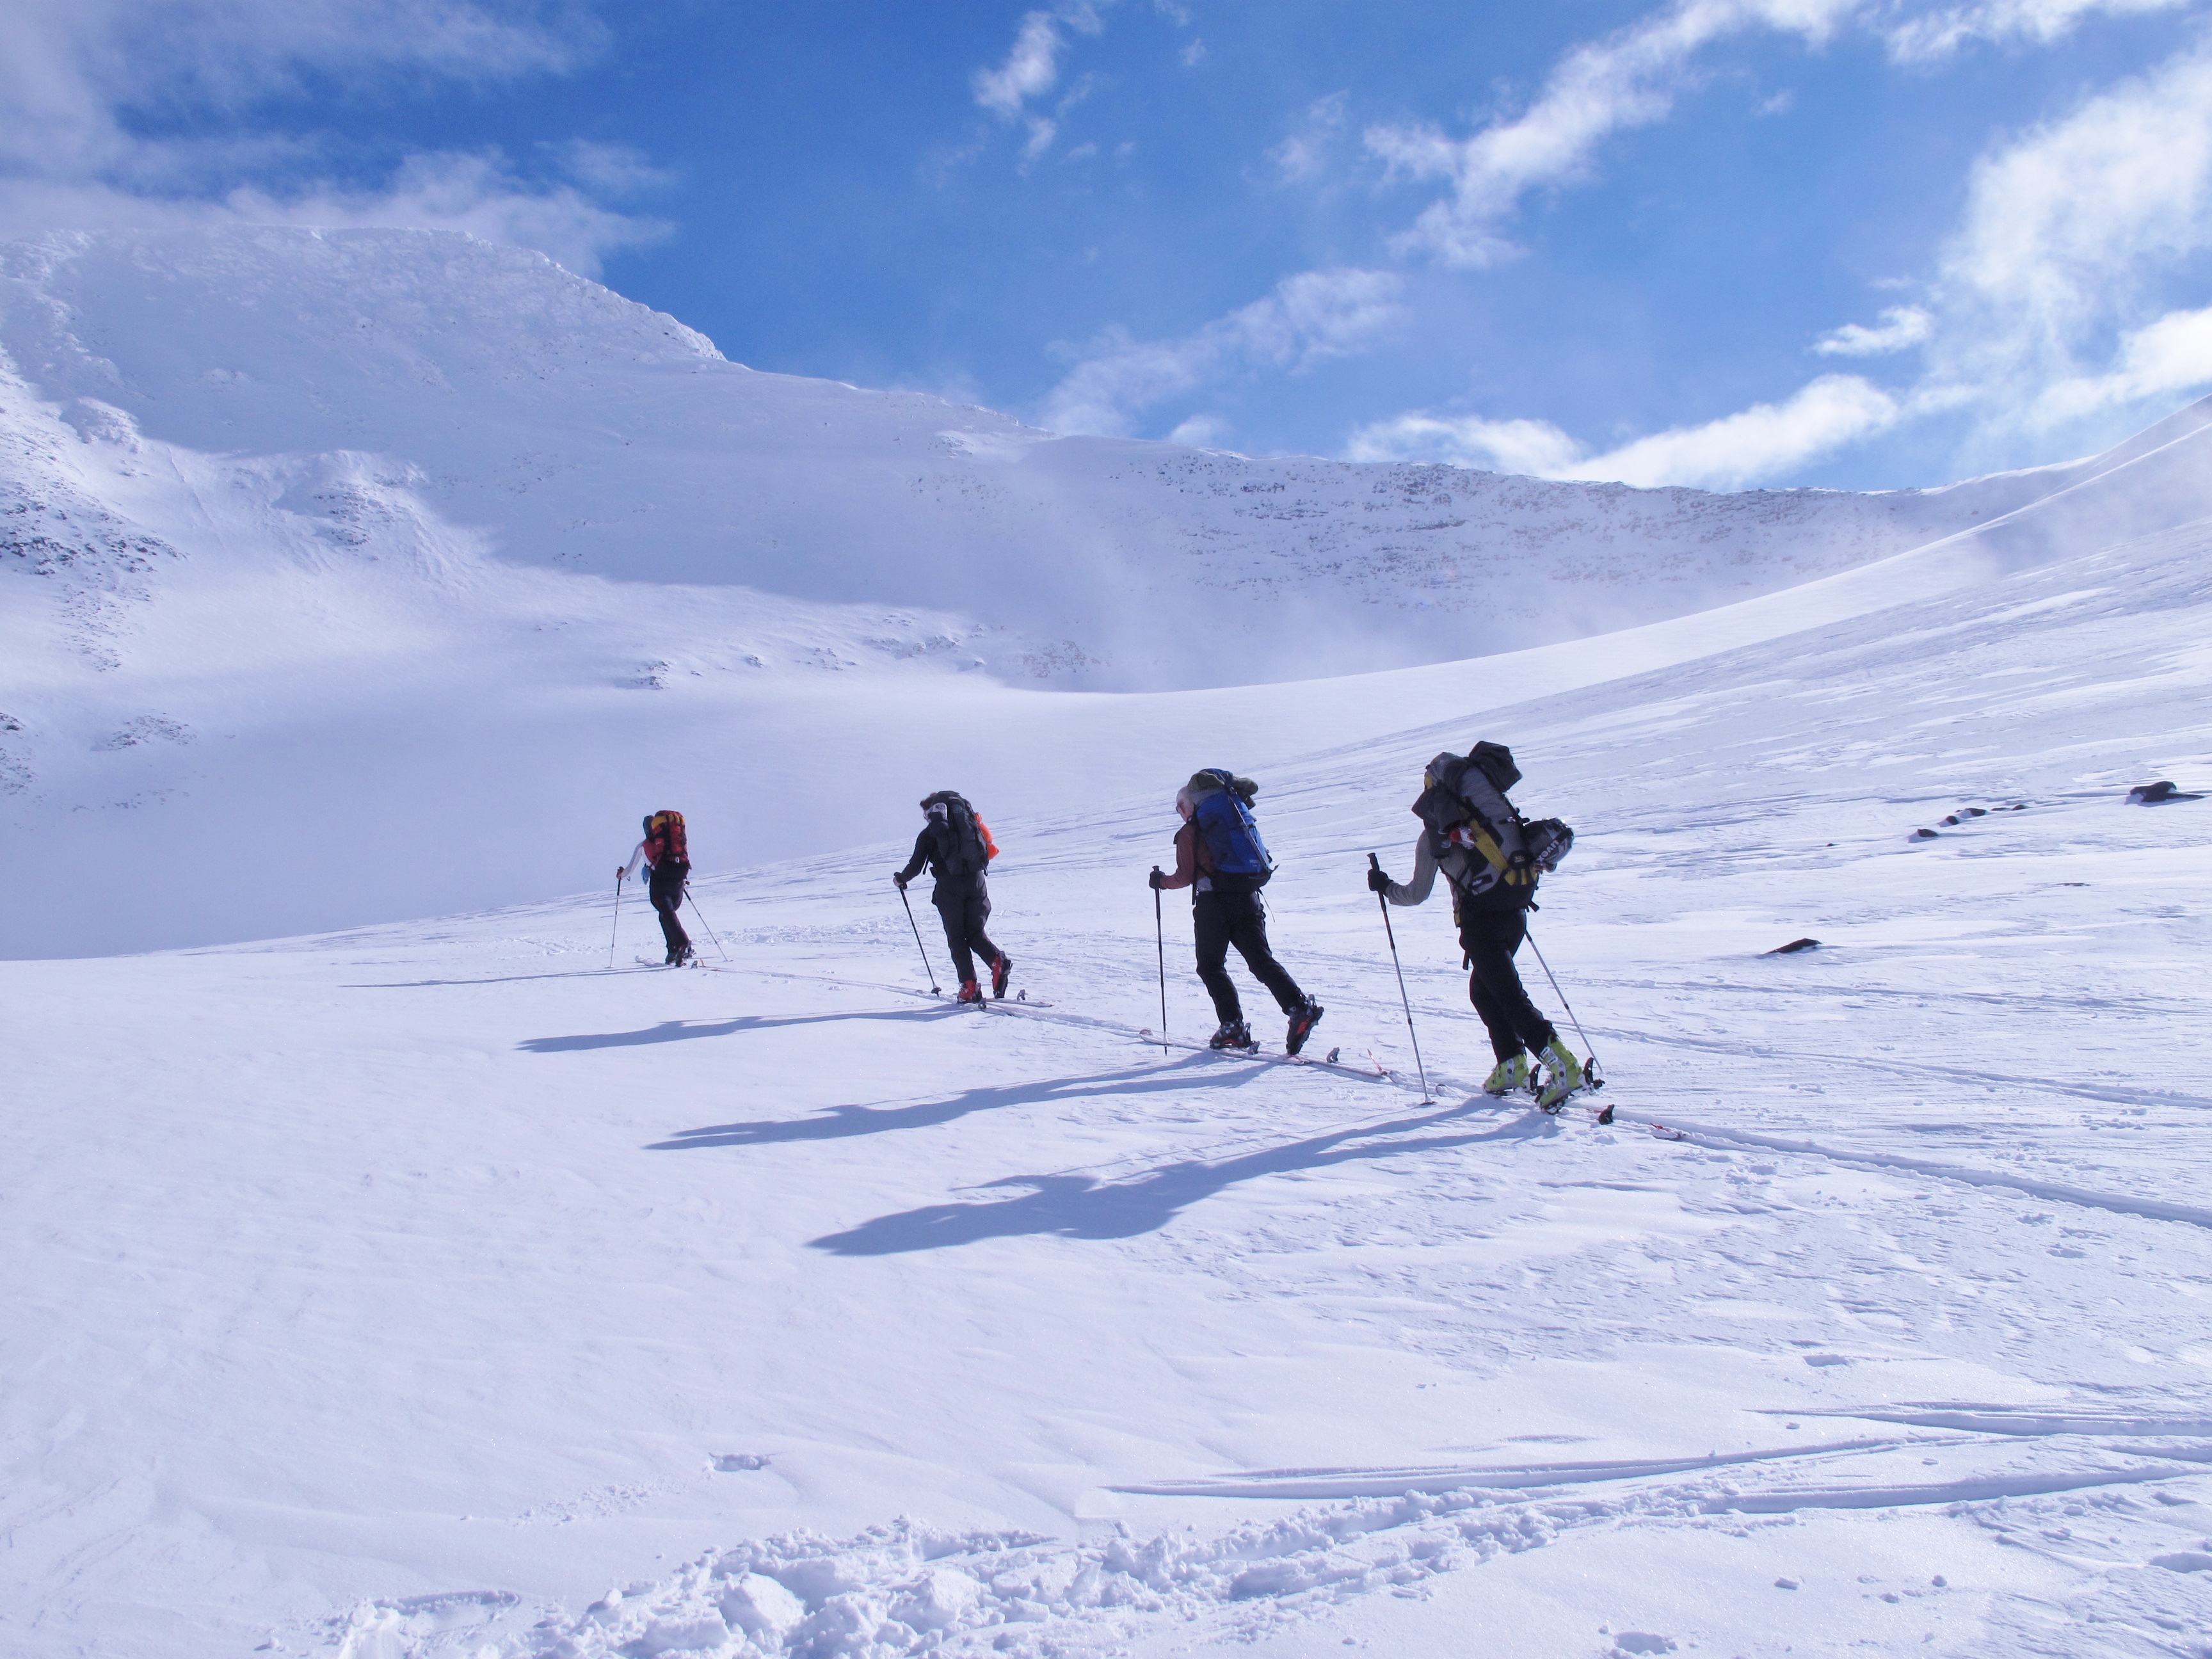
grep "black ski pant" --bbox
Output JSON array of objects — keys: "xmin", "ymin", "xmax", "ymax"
[
  {"xmin": 1192, "ymin": 886, "xmax": 1306, "ymax": 1027},
  {"xmin": 934, "ymin": 883, "xmax": 1000, "ymax": 986},
  {"xmin": 648, "ymin": 862, "xmax": 691, "ymax": 957},
  {"xmin": 1459, "ymin": 908, "xmax": 1556, "ymax": 1062}
]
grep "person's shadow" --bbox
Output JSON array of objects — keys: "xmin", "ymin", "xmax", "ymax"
[
  {"xmin": 646, "ymin": 1053, "xmax": 1241, "ymax": 1151},
  {"xmin": 808, "ymin": 1098, "xmax": 1554, "ymax": 1255},
  {"xmin": 522, "ymin": 1008, "xmax": 935, "ymax": 1054}
]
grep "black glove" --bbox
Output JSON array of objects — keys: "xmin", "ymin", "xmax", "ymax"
[
  {"xmin": 1148, "ymin": 867, "xmax": 1165, "ymax": 890},
  {"xmin": 1367, "ymin": 866, "xmax": 1393, "ymax": 893},
  {"xmin": 893, "ymin": 872, "xmax": 908, "ymax": 890}
]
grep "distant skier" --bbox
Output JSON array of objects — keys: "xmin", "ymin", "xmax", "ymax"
[
  {"xmin": 620, "ymin": 810, "xmax": 694, "ymax": 966},
  {"xmin": 895, "ymin": 791, "xmax": 1010, "ymax": 1004},
  {"xmin": 1368, "ymin": 742, "xmax": 1580, "ymax": 1105},
  {"xmin": 1150, "ymin": 769, "xmax": 1324, "ymax": 1054}
]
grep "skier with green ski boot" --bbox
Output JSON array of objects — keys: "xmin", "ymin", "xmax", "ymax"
[
  {"xmin": 620, "ymin": 810, "xmax": 694, "ymax": 965},
  {"xmin": 1367, "ymin": 742, "xmax": 1582, "ymax": 1105},
  {"xmin": 1151, "ymin": 769, "xmax": 1324, "ymax": 1054},
  {"xmin": 895, "ymin": 791, "xmax": 1011, "ymax": 1004}
]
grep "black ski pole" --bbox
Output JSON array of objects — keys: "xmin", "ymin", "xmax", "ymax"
[
  {"xmin": 1523, "ymin": 922, "xmax": 1603, "ymax": 1094},
  {"xmin": 1151, "ymin": 873, "xmax": 1168, "ymax": 1052},
  {"xmin": 609, "ymin": 870, "xmax": 625, "ymax": 970},
  {"xmin": 1368, "ymin": 853, "xmax": 1434, "ymax": 1105},
  {"xmin": 897, "ymin": 882, "xmax": 941, "ymax": 995},
  {"xmin": 683, "ymin": 882, "xmax": 730, "ymax": 962}
]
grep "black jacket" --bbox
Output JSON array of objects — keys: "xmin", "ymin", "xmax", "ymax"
[{"xmin": 898, "ymin": 822, "xmax": 985, "ymax": 900}]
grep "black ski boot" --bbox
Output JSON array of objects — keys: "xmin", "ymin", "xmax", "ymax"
[
  {"xmin": 669, "ymin": 942, "xmax": 695, "ymax": 967},
  {"xmin": 991, "ymin": 952, "xmax": 1013, "ymax": 998},
  {"xmin": 1207, "ymin": 1018, "xmax": 1254, "ymax": 1051},
  {"xmin": 1285, "ymin": 998, "xmax": 1324, "ymax": 1056}
]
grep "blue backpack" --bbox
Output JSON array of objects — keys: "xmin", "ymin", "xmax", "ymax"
[{"xmin": 1190, "ymin": 769, "xmax": 1274, "ymax": 889}]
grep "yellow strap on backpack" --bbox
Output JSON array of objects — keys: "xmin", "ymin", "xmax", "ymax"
[{"xmin": 1456, "ymin": 822, "xmax": 1535, "ymax": 886}]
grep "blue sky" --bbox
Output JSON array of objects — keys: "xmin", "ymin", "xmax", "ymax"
[{"xmin": 5, "ymin": 1, "xmax": 2212, "ymax": 489}]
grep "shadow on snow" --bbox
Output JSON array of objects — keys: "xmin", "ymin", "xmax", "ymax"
[
  {"xmin": 808, "ymin": 1096, "xmax": 1555, "ymax": 1255},
  {"xmin": 520, "ymin": 1008, "xmax": 938, "ymax": 1052},
  {"xmin": 643, "ymin": 1054, "xmax": 1235, "ymax": 1150}
]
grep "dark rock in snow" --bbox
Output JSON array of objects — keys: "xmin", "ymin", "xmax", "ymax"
[
  {"xmin": 2128, "ymin": 780, "xmax": 2204, "ymax": 803},
  {"xmin": 1765, "ymin": 938, "xmax": 1822, "ymax": 955}
]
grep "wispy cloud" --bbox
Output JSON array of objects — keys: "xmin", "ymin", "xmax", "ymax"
[
  {"xmin": 1366, "ymin": 0, "xmax": 1860, "ymax": 269},
  {"xmin": 1927, "ymin": 34, "xmax": 2212, "ymax": 433},
  {"xmin": 1363, "ymin": 0, "xmax": 2190, "ymax": 270},
  {"xmin": 1815, "ymin": 304, "xmax": 1935, "ymax": 356},
  {"xmin": 1272, "ymin": 93, "xmax": 1349, "ymax": 184},
  {"xmin": 1345, "ymin": 374, "xmax": 1901, "ymax": 488},
  {"xmin": 0, "ymin": 0, "xmax": 657, "ymax": 274},
  {"xmin": 972, "ymin": 10, "xmax": 1075, "ymax": 117},
  {"xmin": 1338, "ymin": 0, "xmax": 2212, "ymax": 484},
  {"xmin": 1881, "ymin": 0, "xmax": 2193, "ymax": 62},
  {"xmin": 973, "ymin": 8, "xmax": 1106, "ymax": 110},
  {"xmin": 2029, "ymin": 303, "xmax": 2212, "ymax": 422},
  {"xmin": 1041, "ymin": 268, "xmax": 1405, "ymax": 437}
]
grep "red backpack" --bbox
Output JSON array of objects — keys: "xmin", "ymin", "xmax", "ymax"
[{"xmin": 644, "ymin": 809, "xmax": 689, "ymax": 867}]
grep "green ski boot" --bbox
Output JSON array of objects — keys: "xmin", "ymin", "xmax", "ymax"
[
  {"xmin": 1481, "ymin": 1052, "xmax": 1533, "ymax": 1096},
  {"xmin": 1535, "ymin": 1038, "xmax": 1585, "ymax": 1110}
]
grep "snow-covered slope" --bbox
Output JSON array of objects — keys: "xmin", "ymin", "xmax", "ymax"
[
  {"xmin": 6, "ymin": 493, "xmax": 2208, "ymax": 1659},
  {"xmin": 0, "ymin": 226, "xmax": 2091, "ymax": 691},
  {"xmin": 7, "ymin": 225, "xmax": 2212, "ymax": 959}
]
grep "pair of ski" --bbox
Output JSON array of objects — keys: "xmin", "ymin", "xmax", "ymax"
[{"xmin": 1141, "ymin": 1030, "xmax": 1395, "ymax": 1081}]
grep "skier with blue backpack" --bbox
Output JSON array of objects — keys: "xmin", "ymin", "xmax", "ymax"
[{"xmin": 1150, "ymin": 769, "xmax": 1324, "ymax": 1054}]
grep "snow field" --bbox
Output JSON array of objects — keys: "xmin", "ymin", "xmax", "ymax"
[{"xmin": 7, "ymin": 512, "xmax": 2212, "ymax": 1656}]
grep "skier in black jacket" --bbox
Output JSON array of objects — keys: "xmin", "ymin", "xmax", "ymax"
[
  {"xmin": 895, "ymin": 792, "xmax": 1009, "ymax": 1004},
  {"xmin": 1368, "ymin": 746, "xmax": 1580, "ymax": 1105}
]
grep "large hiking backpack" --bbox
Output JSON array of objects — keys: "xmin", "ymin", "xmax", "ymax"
[
  {"xmin": 922, "ymin": 791, "xmax": 998, "ymax": 876},
  {"xmin": 1410, "ymin": 743, "xmax": 1571, "ymax": 899},
  {"xmin": 643, "ymin": 809, "xmax": 689, "ymax": 867},
  {"xmin": 1188, "ymin": 768, "xmax": 1274, "ymax": 890}
]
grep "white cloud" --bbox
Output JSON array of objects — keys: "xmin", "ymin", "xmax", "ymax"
[
  {"xmin": 972, "ymin": 11, "xmax": 1071, "ymax": 117},
  {"xmin": 971, "ymin": 5, "xmax": 1107, "ymax": 117},
  {"xmin": 1040, "ymin": 268, "xmax": 1405, "ymax": 437},
  {"xmin": 1366, "ymin": 0, "xmax": 1859, "ymax": 268},
  {"xmin": 0, "ymin": 0, "xmax": 659, "ymax": 275},
  {"xmin": 0, "ymin": 0, "xmax": 590, "ymax": 179},
  {"xmin": 2030, "ymin": 303, "xmax": 2212, "ymax": 421},
  {"xmin": 1166, "ymin": 413, "xmax": 1232, "ymax": 446},
  {"xmin": 1882, "ymin": 0, "xmax": 2193, "ymax": 62},
  {"xmin": 237, "ymin": 152, "xmax": 668, "ymax": 276},
  {"xmin": 1361, "ymin": 0, "xmax": 2192, "ymax": 270},
  {"xmin": 1343, "ymin": 412, "xmax": 1585, "ymax": 476},
  {"xmin": 1815, "ymin": 304, "xmax": 1935, "ymax": 356},
  {"xmin": 1272, "ymin": 93, "xmax": 1349, "ymax": 183},
  {"xmin": 1928, "ymin": 36, "xmax": 2212, "ymax": 426},
  {"xmin": 1345, "ymin": 374, "xmax": 1900, "ymax": 488}
]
